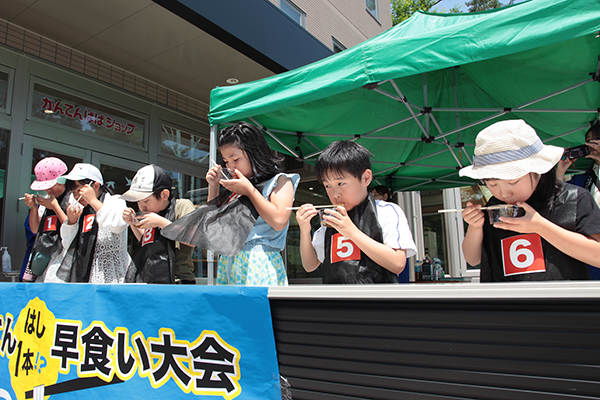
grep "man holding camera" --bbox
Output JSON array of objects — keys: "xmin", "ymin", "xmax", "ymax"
[{"xmin": 557, "ymin": 121, "xmax": 600, "ymax": 279}]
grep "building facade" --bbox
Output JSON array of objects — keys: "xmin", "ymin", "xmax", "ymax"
[{"xmin": 0, "ymin": 0, "xmax": 392, "ymax": 282}]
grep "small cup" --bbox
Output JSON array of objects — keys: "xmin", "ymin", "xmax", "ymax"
[
  {"xmin": 319, "ymin": 209, "xmax": 335, "ymax": 228},
  {"xmin": 487, "ymin": 205, "xmax": 525, "ymax": 224},
  {"xmin": 71, "ymin": 198, "xmax": 84, "ymax": 213},
  {"xmin": 36, "ymin": 191, "xmax": 51, "ymax": 200},
  {"xmin": 220, "ymin": 168, "xmax": 234, "ymax": 180},
  {"xmin": 133, "ymin": 211, "xmax": 146, "ymax": 228}
]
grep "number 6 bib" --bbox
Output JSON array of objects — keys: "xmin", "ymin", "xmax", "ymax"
[{"xmin": 501, "ymin": 233, "xmax": 546, "ymax": 277}]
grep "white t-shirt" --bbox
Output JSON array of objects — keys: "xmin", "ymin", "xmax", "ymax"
[
  {"xmin": 312, "ymin": 200, "xmax": 417, "ymax": 263},
  {"xmin": 39, "ymin": 192, "xmax": 131, "ymax": 283}
]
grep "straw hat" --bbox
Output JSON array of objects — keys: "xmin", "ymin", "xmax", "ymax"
[
  {"xmin": 30, "ymin": 157, "xmax": 68, "ymax": 190},
  {"xmin": 459, "ymin": 120, "xmax": 563, "ymax": 180}
]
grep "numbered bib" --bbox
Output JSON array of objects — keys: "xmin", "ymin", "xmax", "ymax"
[
  {"xmin": 501, "ymin": 233, "xmax": 546, "ymax": 276},
  {"xmin": 82, "ymin": 215, "xmax": 95, "ymax": 233},
  {"xmin": 141, "ymin": 227, "xmax": 156, "ymax": 246},
  {"xmin": 330, "ymin": 233, "xmax": 361, "ymax": 263},
  {"xmin": 43, "ymin": 215, "xmax": 58, "ymax": 232}
]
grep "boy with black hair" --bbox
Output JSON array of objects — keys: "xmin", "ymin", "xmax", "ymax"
[
  {"xmin": 296, "ymin": 141, "xmax": 416, "ymax": 284},
  {"xmin": 121, "ymin": 165, "xmax": 196, "ymax": 284}
]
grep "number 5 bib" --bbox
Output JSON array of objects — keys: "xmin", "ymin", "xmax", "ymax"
[
  {"xmin": 330, "ymin": 233, "xmax": 361, "ymax": 263},
  {"xmin": 501, "ymin": 233, "xmax": 546, "ymax": 277}
]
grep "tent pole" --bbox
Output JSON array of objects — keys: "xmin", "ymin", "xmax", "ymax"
[
  {"xmin": 517, "ymin": 77, "xmax": 593, "ymax": 109},
  {"xmin": 423, "ymin": 73, "xmax": 430, "ymax": 136},
  {"xmin": 544, "ymin": 124, "xmax": 591, "ymax": 143},
  {"xmin": 433, "ymin": 107, "xmax": 596, "ymax": 113},
  {"xmin": 452, "ymin": 67, "xmax": 461, "ymax": 132},
  {"xmin": 429, "ymin": 115, "xmax": 463, "ymax": 168},
  {"xmin": 362, "ymin": 115, "xmax": 415, "ymax": 137},
  {"xmin": 437, "ymin": 111, "xmax": 508, "ymax": 140},
  {"xmin": 389, "ymin": 79, "xmax": 430, "ymax": 139},
  {"xmin": 249, "ymin": 117, "xmax": 300, "ymax": 158},
  {"xmin": 207, "ymin": 124, "xmax": 218, "ymax": 286}
]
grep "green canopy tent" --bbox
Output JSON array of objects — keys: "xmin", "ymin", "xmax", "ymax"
[{"xmin": 209, "ymin": 0, "xmax": 600, "ymax": 192}]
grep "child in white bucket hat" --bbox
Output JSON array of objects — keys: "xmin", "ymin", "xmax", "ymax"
[{"xmin": 459, "ymin": 120, "xmax": 600, "ymax": 282}]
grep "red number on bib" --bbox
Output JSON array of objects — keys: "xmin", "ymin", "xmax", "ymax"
[
  {"xmin": 331, "ymin": 233, "xmax": 361, "ymax": 263},
  {"xmin": 501, "ymin": 233, "xmax": 546, "ymax": 276},
  {"xmin": 141, "ymin": 228, "xmax": 156, "ymax": 246},
  {"xmin": 82, "ymin": 215, "xmax": 95, "ymax": 233},
  {"xmin": 44, "ymin": 215, "xmax": 58, "ymax": 232}
]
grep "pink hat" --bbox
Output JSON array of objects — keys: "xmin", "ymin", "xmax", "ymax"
[{"xmin": 30, "ymin": 157, "xmax": 68, "ymax": 191}]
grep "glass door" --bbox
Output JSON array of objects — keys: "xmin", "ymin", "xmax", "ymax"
[{"xmin": 13, "ymin": 136, "xmax": 89, "ymax": 274}]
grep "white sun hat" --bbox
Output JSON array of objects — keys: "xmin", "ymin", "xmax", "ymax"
[{"xmin": 459, "ymin": 120, "xmax": 564, "ymax": 181}]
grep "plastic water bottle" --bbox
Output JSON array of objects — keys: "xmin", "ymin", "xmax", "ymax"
[
  {"xmin": 434, "ymin": 262, "xmax": 443, "ymax": 281},
  {"xmin": 414, "ymin": 260, "xmax": 422, "ymax": 281},
  {"xmin": 2, "ymin": 247, "xmax": 11, "ymax": 273}
]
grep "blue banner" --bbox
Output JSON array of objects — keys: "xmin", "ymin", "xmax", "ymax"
[{"xmin": 0, "ymin": 283, "xmax": 281, "ymax": 400}]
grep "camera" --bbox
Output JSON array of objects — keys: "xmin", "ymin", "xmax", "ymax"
[{"xmin": 561, "ymin": 144, "xmax": 590, "ymax": 160}]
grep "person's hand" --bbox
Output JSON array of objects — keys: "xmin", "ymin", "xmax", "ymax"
[
  {"xmin": 296, "ymin": 204, "xmax": 318, "ymax": 232},
  {"xmin": 556, "ymin": 158, "xmax": 574, "ymax": 180},
  {"xmin": 66, "ymin": 203, "xmax": 83, "ymax": 225},
  {"xmin": 36, "ymin": 192, "xmax": 57, "ymax": 209},
  {"xmin": 206, "ymin": 165, "xmax": 224, "ymax": 189},
  {"xmin": 133, "ymin": 212, "xmax": 169, "ymax": 230},
  {"xmin": 319, "ymin": 205, "xmax": 360, "ymax": 239},
  {"xmin": 462, "ymin": 202, "xmax": 485, "ymax": 229},
  {"xmin": 219, "ymin": 169, "xmax": 254, "ymax": 196},
  {"xmin": 24, "ymin": 193, "xmax": 37, "ymax": 208},
  {"xmin": 123, "ymin": 208, "xmax": 136, "ymax": 225},
  {"xmin": 492, "ymin": 202, "xmax": 541, "ymax": 234},
  {"xmin": 586, "ymin": 139, "xmax": 600, "ymax": 163},
  {"xmin": 78, "ymin": 184, "xmax": 97, "ymax": 204}
]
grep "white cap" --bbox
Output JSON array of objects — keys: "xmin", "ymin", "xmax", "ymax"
[{"xmin": 57, "ymin": 163, "xmax": 104, "ymax": 185}]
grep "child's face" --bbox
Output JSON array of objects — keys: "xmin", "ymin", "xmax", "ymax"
[
  {"xmin": 71, "ymin": 181, "xmax": 100, "ymax": 206},
  {"xmin": 137, "ymin": 190, "xmax": 170, "ymax": 214},
  {"xmin": 219, "ymin": 145, "xmax": 253, "ymax": 179},
  {"xmin": 484, "ymin": 173, "xmax": 539, "ymax": 204},
  {"xmin": 585, "ymin": 130, "xmax": 600, "ymax": 159},
  {"xmin": 322, "ymin": 169, "xmax": 372, "ymax": 212},
  {"xmin": 47, "ymin": 183, "xmax": 65, "ymax": 198}
]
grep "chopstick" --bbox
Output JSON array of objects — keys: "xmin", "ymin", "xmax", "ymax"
[
  {"xmin": 437, "ymin": 205, "xmax": 507, "ymax": 213},
  {"xmin": 211, "ymin": 158, "xmax": 230, "ymax": 180},
  {"xmin": 286, "ymin": 205, "xmax": 337, "ymax": 210}
]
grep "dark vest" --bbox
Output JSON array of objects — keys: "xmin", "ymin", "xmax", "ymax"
[
  {"xmin": 128, "ymin": 197, "xmax": 177, "ymax": 284},
  {"xmin": 57, "ymin": 192, "xmax": 108, "ymax": 282},
  {"xmin": 322, "ymin": 194, "xmax": 399, "ymax": 284},
  {"xmin": 481, "ymin": 183, "xmax": 591, "ymax": 281},
  {"xmin": 29, "ymin": 191, "xmax": 70, "ymax": 276}
]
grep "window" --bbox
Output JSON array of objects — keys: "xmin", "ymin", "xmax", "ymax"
[
  {"xmin": 280, "ymin": 0, "xmax": 306, "ymax": 27},
  {"xmin": 160, "ymin": 124, "xmax": 210, "ymax": 166},
  {"xmin": 0, "ymin": 130, "xmax": 9, "ymax": 230},
  {"xmin": 332, "ymin": 38, "xmax": 346, "ymax": 53},
  {"xmin": 366, "ymin": 0, "xmax": 379, "ymax": 20},
  {"xmin": 31, "ymin": 84, "xmax": 145, "ymax": 147},
  {"xmin": 0, "ymin": 70, "xmax": 8, "ymax": 111}
]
